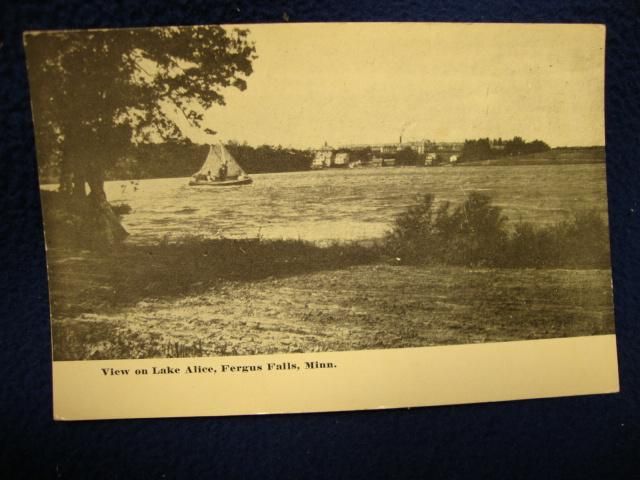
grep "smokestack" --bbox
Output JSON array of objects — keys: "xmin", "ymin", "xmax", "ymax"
[{"xmin": 399, "ymin": 135, "xmax": 402, "ymax": 145}]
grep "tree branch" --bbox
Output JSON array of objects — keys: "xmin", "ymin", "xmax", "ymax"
[{"xmin": 131, "ymin": 57, "xmax": 200, "ymax": 132}]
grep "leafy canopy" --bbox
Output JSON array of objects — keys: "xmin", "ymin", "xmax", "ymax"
[{"xmin": 25, "ymin": 26, "xmax": 256, "ymax": 184}]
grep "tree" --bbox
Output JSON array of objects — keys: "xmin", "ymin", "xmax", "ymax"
[
  {"xmin": 461, "ymin": 138, "xmax": 492, "ymax": 161},
  {"xmin": 504, "ymin": 136, "xmax": 526, "ymax": 156},
  {"xmin": 395, "ymin": 147, "xmax": 421, "ymax": 166},
  {"xmin": 25, "ymin": 26, "xmax": 256, "ymax": 246},
  {"xmin": 523, "ymin": 139, "xmax": 551, "ymax": 155}
]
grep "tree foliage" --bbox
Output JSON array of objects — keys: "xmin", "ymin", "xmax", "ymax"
[
  {"xmin": 395, "ymin": 147, "xmax": 422, "ymax": 166},
  {"xmin": 461, "ymin": 137, "xmax": 550, "ymax": 162},
  {"xmin": 386, "ymin": 192, "xmax": 609, "ymax": 268},
  {"xmin": 226, "ymin": 142, "xmax": 313, "ymax": 173},
  {"xmin": 25, "ymin": 26, "xmax": 256, "ymax": 198},
  {"xmin": 388, "ymin": 192, "xmax": 508, "ymax": 265}
]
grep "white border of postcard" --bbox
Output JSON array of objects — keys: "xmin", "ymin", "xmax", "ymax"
[{"xmin": 53, "ymin": 335, "xmax": 618, "ymax": 420}]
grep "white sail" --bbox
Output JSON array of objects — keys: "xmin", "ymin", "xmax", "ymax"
[{"xmin": 193, "ymin": 143, "xmax": 246, "ymax": 180}]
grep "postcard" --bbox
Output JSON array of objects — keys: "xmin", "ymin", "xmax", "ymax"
[{"xmin": 24, "ymin": 22, "xmax": 618, "ymax": 420}]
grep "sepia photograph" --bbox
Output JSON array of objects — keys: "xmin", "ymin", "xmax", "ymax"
[{"xmin": 25, "ymin": 23, "xmax": 614, "ymax": 364}]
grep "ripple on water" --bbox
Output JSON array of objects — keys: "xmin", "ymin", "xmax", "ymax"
[{"xmin": 103, "ymin": 165, "xmax": 608, "ymax": 245}]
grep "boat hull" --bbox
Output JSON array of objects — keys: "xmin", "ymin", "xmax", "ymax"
[{"xmin": 189, "ymin": 177, "xmax": 253, "ymax": 187}]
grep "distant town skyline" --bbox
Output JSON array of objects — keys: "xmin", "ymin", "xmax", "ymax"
[{"xmin": 169, "ymin": 23, "xmax": 605, "ymax": 149}]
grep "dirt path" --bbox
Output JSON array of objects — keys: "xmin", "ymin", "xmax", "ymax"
[{"xmin": 53, "ymin": 265, "xmax": 614, "ymax": 360}]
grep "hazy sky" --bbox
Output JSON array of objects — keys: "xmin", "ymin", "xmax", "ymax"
[{"xmin": 180, "ymin": 23, "xmax": 605, "ymax": 149}]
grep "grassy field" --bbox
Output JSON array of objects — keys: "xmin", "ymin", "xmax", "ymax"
[{"xmin": 51, "ymin": 263, "xmax": 614, "ymax": 360}]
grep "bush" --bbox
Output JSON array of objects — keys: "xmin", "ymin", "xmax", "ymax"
[
  {"xmin": 387, "ymin": 192, "xmax": 508, "ymax": 266},
  {"xmin": 386, "ymin": 192, "xmax": 609, "ymax": 268},
  {"xmin": 505, "ymin": 210, "xmax": 610, "ymax": 268},
  {"xmin": 505, "ymin": 222, "xmax": 557, "ymax": 267},
  {"xmin": 111, "ymin": 203, "xmax": 132, "ymax": 216}
]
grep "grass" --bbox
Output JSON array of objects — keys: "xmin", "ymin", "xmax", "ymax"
[
  {"xmin": 51, "ymin": 264, "xmax": 614, "ymax": 360},
  {"xmin": 47, "ymin": 236, "xmax": 380, "ymax": 319}
]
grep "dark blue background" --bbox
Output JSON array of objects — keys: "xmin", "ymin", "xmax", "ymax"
[{"xmin": 1, "ymin": 1, "xmax": 639, "ymax": 478}]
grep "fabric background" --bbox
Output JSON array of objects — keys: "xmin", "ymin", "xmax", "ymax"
[{"xmin": 1, "ymin": 1, "xmax": 639, "ymax": 478}]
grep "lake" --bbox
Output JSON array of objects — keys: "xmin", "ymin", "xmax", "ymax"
[{"xmin": 93, "ymin": 163, "xmax": 609, "ymax": 245}]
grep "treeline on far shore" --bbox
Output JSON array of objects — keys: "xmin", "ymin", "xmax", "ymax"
[
  {"xmin": 104, "ymin": 142, "xmax": 313, "ymax": 181},
  {"xmin": 37, "ymin": 141, "xmax": 604, "ymax": 185},
  {"xmin": 226, "ymin": 141, "xmax": 313, "ymax": 173},
  {"xmin": 38, "ymin": 142, "xmax": 315, "ymax": 184},
  {"xmin": 460, "ymin": 136, "xmax": 551, "ymax": 162}
]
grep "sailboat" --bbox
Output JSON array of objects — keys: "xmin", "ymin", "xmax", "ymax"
[{"xmin": 189, "ymin": 143, "xmax": 253, "ymax": 187}]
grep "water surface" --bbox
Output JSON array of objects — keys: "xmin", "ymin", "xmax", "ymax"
[{"xmin": 93, "ymin": 164, "xmax": 609, "ymax": 244}]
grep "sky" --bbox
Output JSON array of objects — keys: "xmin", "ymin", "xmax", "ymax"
[{"xmin": 178, "ymin": 23, "xmax": 605, "ymax": 149}]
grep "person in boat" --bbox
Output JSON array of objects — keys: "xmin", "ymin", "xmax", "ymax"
[
  {"xmin": 206, "ymin": 170, "xmax": 213, "ymax": 182},
  {"xmin": 218, "ymin": 162, "xmax": 228, "ymax": 181}
]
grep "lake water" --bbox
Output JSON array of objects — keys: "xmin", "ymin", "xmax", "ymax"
[{"xmin": 95, "ymin": 163, "xmax": 609, "ymax": 245}]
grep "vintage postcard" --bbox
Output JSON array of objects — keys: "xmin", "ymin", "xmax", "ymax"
[{"xmin": 24, "ymin": 22, "xmax": 618, "ymax": 420}]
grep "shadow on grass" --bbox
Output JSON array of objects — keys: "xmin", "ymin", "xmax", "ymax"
[{"xmin": 47, "ymin": 237, "xmax": 381, "ymax": 318}]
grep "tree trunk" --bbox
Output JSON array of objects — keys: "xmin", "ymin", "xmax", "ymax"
[
  {"xmin": 72, "ymin": 172, "xmax": 86, "ymax": 199},
  {"xmin": 87, "ymin": 171, "xmax": 128, "ymax": 248}
]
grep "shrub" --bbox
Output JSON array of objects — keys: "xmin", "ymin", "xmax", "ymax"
[
  {"xmin": 386, "ymin": 193, "xmax": 438, "ymax": 262},
  {"xmin": 386, "ymin": 192, "xmax": 508, "ymax": 266},
  {"xmin": 386, "ymin": 192, "xmax": 609, "ymax": 268},
  {"xmin": 442, "ymin": 192, "xmax": 508, "ymax": 266},
  {"xmin": 505, "ymin": 222, "xmax": 558, "ymax": 267},
  {"xmin": 111, "ymin": 203, "xmax": 132, "ymax": 216}
]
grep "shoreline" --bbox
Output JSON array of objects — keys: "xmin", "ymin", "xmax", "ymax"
[
  {"xmin": 458, "ymin": 158, "xmax": 604, "ymax": 167},
  {"xmin": 38, "ymin": 147, "xmax": 605, "ymax": 185}
]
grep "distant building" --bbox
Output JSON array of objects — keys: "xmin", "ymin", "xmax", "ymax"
[
  {"xmin": 345, "ymin": 139, "xmax": 433, "ymax": 155},
  {"xmin": 402, "ymin": 141, "xmax": 432, "ymax": 154},
  {"xmin": 311, "ymin": 142, "xmax": 334, "ymax": 169},
  {"xmin": 370, "ymin": 157, "xmax": 384, "ymax": 167},
  {"xmin": 424, "ymin": 153, "xmax": 437, "ymax": 166},
  {"xmin": 380, "ymin": 144, "xmax": 398, "ymax": 154},
  {"xmin": 327, "ymin": 139, "xmax": 464, "ymax": 167},
  {"xmin": 426, "ymin": 142, "xmax": 464, "ymax": 164},
  {"xmin": 333, "ymin": 152, "xmax": 350, "ymax": 167}
]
